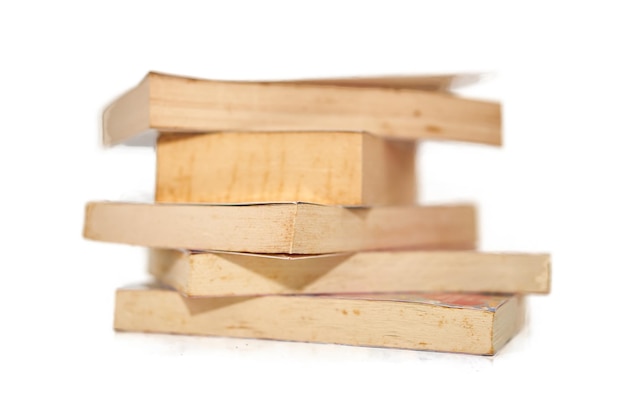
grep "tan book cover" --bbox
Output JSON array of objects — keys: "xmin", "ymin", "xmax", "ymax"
[{"xmin": 277, "ymin": 72, "xmax": 483, "ymax": 91}]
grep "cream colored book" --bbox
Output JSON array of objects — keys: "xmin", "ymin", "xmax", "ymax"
[
  {"xmin": 115, "ymin": 284, "xmax": 524, "ymax": 355},
  {"xmin": 83, "ymin": 202, "xmax": 476, "ymax": 254},
  {"xmin": 103, "ymin": 72, "xmax": 501, "ymax": 146},
  {"xmin": 149, "ymin": 249, "xmax": 551, "ymax": 297},
  {"xmin": 156, "ymin": 131, "xmax": 416, "ymax": 205}
]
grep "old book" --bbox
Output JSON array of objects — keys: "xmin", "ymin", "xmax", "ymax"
[
  {"xmin": 115, "ymin": 284, "xmax": 524, "ymax": 355},
  {"xmin": 156, "ymin": 132, "xmax": 416, "ymax": 205},
  {"xmin": 149, "ymin": 249, "xmax": 551, "ymax": 297},
  {"xmin": 103, "ymin": 72, "xmax": 501, "ymax": 146},
  {"xmin": 83, "ymin": 202, "xmax": 476, "ymax": 254}
]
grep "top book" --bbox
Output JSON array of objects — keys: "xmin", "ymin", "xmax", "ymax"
[{"xmin": 103, "ymin": 72, "xmax": 501, "ymax": 146}]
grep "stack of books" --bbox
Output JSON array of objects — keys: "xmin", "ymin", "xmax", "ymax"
[{"xmin": 83, "ymin": 72, "xmax": 551, "ymax": 355}]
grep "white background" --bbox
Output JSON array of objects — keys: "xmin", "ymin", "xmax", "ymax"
[{"xmin": 1, "ymin": 1, "xmax": 624, "ymax": 400}]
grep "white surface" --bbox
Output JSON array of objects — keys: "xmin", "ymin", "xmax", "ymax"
[{"xmin": 1, "ymin": 1, "xmax": 625, "ymax": 400}]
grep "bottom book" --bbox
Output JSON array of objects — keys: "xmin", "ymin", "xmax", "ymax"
[{"xmin": 114, "ymin": 284, "xmax": 525, "ymax": 355}]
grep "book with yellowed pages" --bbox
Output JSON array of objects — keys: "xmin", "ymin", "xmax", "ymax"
[
  {"xmin": 83, "ymin": 202, "xmax": 476, "ymax": 254},
  {"xmin": 115, "ymin": 284, "xmax": 524, "ymax": 355},
  {"xmin": 149, "ymin": 249, "xmax": 551, "ymax": 297},
  {"xmin": 103, "ymin": 71, "xmax": 501, "ymax": 146},
  {"xmin": 156, "ymin": 131, "xmax": 417, "ymax": 206}
]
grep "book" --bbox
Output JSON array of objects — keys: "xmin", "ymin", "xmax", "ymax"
[
  {"xmin": 156, "ymin": 131, "xmax": 416, "ymax": 205},
  {"xmin": 149, "ymin": 249, "xmax": 551, "ymax": 297},
  {"xmin": 115, "ymin": 284, "xmax": 524, "ymax": 355},
  {"xmin": 103, "ymin": 72, "xmax": 501, "ymax": 146},
  {"xmin": 83, "ymin": 202, "xmax": 476, "ymax": 254}
]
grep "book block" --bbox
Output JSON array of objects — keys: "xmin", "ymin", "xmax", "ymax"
[
  {"xmin": 115, "ymin": 284, "xmax": 524, "ymax": 355},
  {"xmin": 103, "ymin": 72, "xmax": 501, "ymax": 146},
  {"xmin": 149, "ymin": 249, "xmax": 551, "ymax": 297},
  {"xmin": 156, "ymin": 132, "xmax": 416, "ymax": 205},
  {"xmin": 83, "ymin": 202, "xmax": 476, "ymax": 254}
]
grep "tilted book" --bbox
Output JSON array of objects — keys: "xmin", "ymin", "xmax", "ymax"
[{"xmin": 103, "ymin": 72, "xmax": 501, "ymax": 146}]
